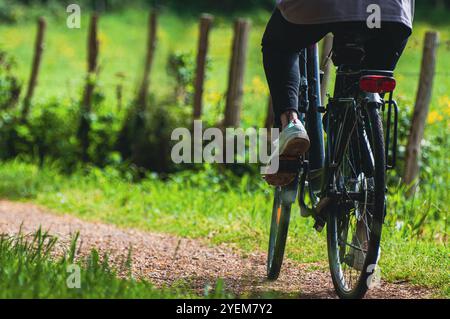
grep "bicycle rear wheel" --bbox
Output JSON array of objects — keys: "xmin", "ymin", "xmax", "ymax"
[
  {"xmin": 326, "ymin": 104, "xmax": 386, "ymax": 299},
  {"xmin": 267, "ymin": 187, "xmax": 292, "ymax": 280}
]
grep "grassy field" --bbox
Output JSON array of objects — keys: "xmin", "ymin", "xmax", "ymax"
[
  {"xmin": 0, "ymin": 8, "xmax": 449, "ymax": 128},
  {"xmin": 0, "ymin": 161, "xmax": 447, "ymax": 297}
]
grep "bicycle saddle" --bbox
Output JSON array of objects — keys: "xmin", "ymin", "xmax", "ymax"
[{"xmin": 331, "ymin": 33, "xmax": 369, "ymax": 67}]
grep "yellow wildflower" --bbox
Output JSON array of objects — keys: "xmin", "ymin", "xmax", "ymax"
[
  {"xmin": 250, "ymin": 76, "xmax": 269, "ymax": 96},
  {"xmin": 98, "ymin": 31, "xmax": 109, "ymax": 48},
  {"xmin": 427, "ymin": 111, "xmax": 443, "ymax": 124},
  {"xmin": 438, "ymin": 96, "xmax": 450, "ymax": 117},
  {"xmin": 445, "ymin": 105, "xmax": 450, "ymax": 118},
  {"xmin": 206, "ymin": 91, "xmax": 222, "ymax": 105}
]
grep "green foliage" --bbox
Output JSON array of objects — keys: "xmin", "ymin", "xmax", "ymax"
[
  {"xmin": 167, "ymin": 51, "xmax": 195, "ymax": 104},
  {"xmin": 77, "ymin": 82, "xmax": 123, "ymax": 166},
  {"xmin": 0, "ymin": 94, "xmax": 125, "ymax": 169},
  {"xmin": 116, "ymin": 95, "xmax": 191, "ymax": 173},
  {"xmin": 0, "ymin": 50, "xmax": 22, "ymax": 161},
  {"xmin": 0, "ymin": 0, "xmax": 24, "ymax": 23},
  {"xmin": 0, "ymin": 50, "xmax": 21, "ymax": 110},
  {"xmin": 23, "ymin": 99, "xmax": 76, "ymax": 164}
]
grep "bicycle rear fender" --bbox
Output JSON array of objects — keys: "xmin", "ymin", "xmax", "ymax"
[{"xmin": 361, "ymin": 92, "xmax": 383, "ymax": 106}]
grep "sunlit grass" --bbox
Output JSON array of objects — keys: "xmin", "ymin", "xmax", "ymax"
[
  {"xmin": 0, "ymin": 161, "xmax": 447, "ymax": 297},
  {"xmin": 0, "ymin": 228, "xmax": 202, "ymax": 298}
]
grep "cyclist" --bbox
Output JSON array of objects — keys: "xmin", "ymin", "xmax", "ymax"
[{"xmin": 263, "ymin": 0, "xmax": 414, "ymax": 186}]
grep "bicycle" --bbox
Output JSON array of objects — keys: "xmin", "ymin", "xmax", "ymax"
[{"xmin": 266, "ymin": 33, "xmax": 399, "ymax": 299}]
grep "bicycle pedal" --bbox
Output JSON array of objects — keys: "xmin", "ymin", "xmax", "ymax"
[
  {"xmin": 312, "ymin": 214, "xmax": 326, "ymax": 232},
  {"xmin": 313, "ymin": 219, "xmax": 325, "ymax": 232},
  {"xmin": 300, "ymin": 206, "xmax": 313, "ymax": 218},
  {"xmin": 278, "ymin": 159, "xmax": 302, "ymax": 174}
]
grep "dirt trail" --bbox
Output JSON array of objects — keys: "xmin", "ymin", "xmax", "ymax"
[{"xmin": 0, "ymin": 200, "xmax": 433, "ymax": 299}]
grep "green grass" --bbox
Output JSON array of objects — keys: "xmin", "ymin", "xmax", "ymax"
[
  {"xmin": 0, "ymin": 228, "xmax": 205, "ymax": 298},
  {"xmin": 0, "ymin": 161, "xmax": 447, "ymax": 298}
]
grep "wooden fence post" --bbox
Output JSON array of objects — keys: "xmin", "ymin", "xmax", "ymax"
[
  {"xmin": 22, "ymin": 17, "xmax": 46, "ymax": 120},
  {"xmin": 78, "ymin": 13, "xmax": 99, "ymax": 162},
  {"xmin": 115, "ymin": 12, "xmax": 157, "ymax": 164},
  {"xmin": 404, "ymin": 31, "xmax": 439, "ymax": 193},
  {"xmin": 320, "ymin": 33, "xmax": 333, "ymax": 105},
  {"xmin": 193, "ymin": 14, "xmax": 213, "ymax": 122},
  {"xmin": 224, "ymin": 18, "xmax": 251, "ymax": 128},
  {"xmin": 137, "ymin": 11, "xmax": 158, "ymax": 110}
]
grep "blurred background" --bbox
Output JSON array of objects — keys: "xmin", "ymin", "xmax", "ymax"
[{"xmin": 0, "ymin": 0, "xmax": 448, "ymax": 297}]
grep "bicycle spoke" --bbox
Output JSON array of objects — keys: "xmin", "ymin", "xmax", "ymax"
[
  {"xmin": 338, "ymin": 239, "xmax": 367, "ymax": 253},
  {"xmin": 329, "ymin": 107, "xmax": 382, "ymax": 293}
]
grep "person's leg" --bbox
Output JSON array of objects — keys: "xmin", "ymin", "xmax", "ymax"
[
  {"xmin": 362, "ymin": 22, "xmax": 411, "ymax": 71},
  {"xmin": 330, "ymin": 22, "xmax": 411, "ymax": 71},
  {"xmin": 262, "ymin": 9, "xmax": 329, "ymax": 128},
  {"xmin": 262, "ymin": 10, "xmax": 330, "ymax": 185}
]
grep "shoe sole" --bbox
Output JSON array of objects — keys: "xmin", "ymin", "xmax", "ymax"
[
  {"xmin": 264, "ymin": 135, "xmax": 311, "ymax": 187},
  {"xmin": 264, "ymin": 173, "xmax": 298, "ymax": 187},
  {"xmin": 279, "ymin": 135, "xmax": 311, "ymax": 159}
]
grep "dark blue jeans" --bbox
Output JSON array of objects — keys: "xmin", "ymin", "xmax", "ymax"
[{"xmin": 262, "ymin": 9, "xmax": 411, "ymax": 127}]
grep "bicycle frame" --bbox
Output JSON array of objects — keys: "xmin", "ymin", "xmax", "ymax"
[
  {"xmin": 302, "ymin": 45, "xmax": 325, "ymax": 172},
  {"xmin": 278, "ymin": 40, "xmax": 399, "ymax": 230},
  {"xmin": 278, "ymin": 44, "xmax": 326, "ymax": 226}
]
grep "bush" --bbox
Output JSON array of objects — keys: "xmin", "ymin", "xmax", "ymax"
[
  {"xmin": 0, "ymin": 0, "xmax": 24, "ymax": 23},
  {"xmin": 27, "ymin": 98, "xmax": 79, "ymax": 166},
  {"xmin": 0, "ymin": 88, "xmax": 123, "ymax": 171},
  {"xmin": 0, "ymin": 49, "xmax": 22, "ymax": 160},
  {"xmin": 0, "ymin": 50, "xmax": 21, "ymax": 110},
  {"xmin": 116, "ymin": 95, "xmax": 191, "ymax": 174},
  {"xmin": 166, "ymin": 51, "xmax": 195, "ymax": 104}
]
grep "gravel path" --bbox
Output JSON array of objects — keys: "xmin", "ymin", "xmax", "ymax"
[{"xmin": 0, "ymin": 200, "xmax": 433, "ymax": 299}]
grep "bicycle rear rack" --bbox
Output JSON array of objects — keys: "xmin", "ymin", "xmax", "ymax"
[{"xmin": 384, "ymin": 92, "xmax": 399, "ymax": 170}]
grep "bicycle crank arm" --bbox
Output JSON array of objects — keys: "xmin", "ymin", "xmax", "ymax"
[
  {"xmin": 315, "ymin": 197, "xmax": 332, "ymax": 214},
  {"xmin": 301, "ymin": 197, "xmax": 331, "ymax": 216}
]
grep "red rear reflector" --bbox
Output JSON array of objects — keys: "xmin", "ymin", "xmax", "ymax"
[{"xmin": 359, "ymin": 75, "xmax": 396, "ymax": 93}]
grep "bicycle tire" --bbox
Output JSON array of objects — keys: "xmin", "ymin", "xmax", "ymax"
[
  {"xmin": 267, "ymin": 187, "xmax": 292, "ymax": 280},
  {"xmin": 326, "ymin": 104, "xmax": 386, "ymax": 299}
]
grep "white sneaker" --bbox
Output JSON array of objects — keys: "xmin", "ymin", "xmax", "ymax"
[
  {"xmin": 277, "ymin": 120, "xmax": 310, "ymax": 159},
  {"xmin": 263, "ymin": 120, "xmax": 310, "ymax": 186}
]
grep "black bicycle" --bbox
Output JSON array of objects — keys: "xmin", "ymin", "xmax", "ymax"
[{"xmin": 266, "ymin": 34, "xmax": 399, "ymax": 299}]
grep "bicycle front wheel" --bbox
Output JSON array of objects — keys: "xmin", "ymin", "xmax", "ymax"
[
  {"xmin": 267, "ymin": 187, "xmax": 292, "ymax": 280},
  {"xmin": 326, "ymin": 104, "xmax": 386, "ymax": 299}
]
